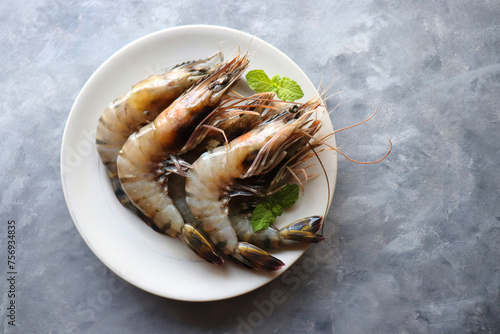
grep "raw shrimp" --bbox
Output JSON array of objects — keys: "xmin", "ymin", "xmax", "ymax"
[
  {"xmin": 227, "ymin": 128, "xmax": 329, "ymax": 248},
  {"xmin": 116, "ymin": 54, "xmax": 249, "ymax": 265},
  {"xmin": 96, "ymin": 52, "xmax": 223, "ymax": 210},
  {"xmin": 185, "ymin": 97, "xmax": 324, "ymax": 271},
  {"xmin": 230, "ymin": 213, "xmax": 324, "ymax": 249}
]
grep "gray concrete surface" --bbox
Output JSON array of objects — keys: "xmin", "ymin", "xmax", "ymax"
[{"xmin": 1, "ymin": 0, "xmax": 499, "ymax": 333}]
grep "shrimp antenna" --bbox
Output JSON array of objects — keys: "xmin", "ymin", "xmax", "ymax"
[
  {"xmin": 334, "ymin": 107, "xmax": 378, "ymax": 134},
  {"xmin": 303, "ymin": 103, "xmax": 392, "ymax": 164},
  {"xmin": 226, "ymin": 43, "xmax": 240, "ymax": 60},
  {"xmin": 286, "ymin": 166, "xmax": 305, "ymax": 193},
  {"xmin": 229, "ymin": 89, "xmax": 245, "ymax": 98},
  {"xmin": 305, "ymin": 132, "xmax": 392, "ymax": 164},
  {"xmin": 317, "ymin": 79, "xmax": 340, "ymax": 103},
  {"xmin": 309, "ymin": 143, "xmax": 330, "ymax": 236},
  {"xmin": 246, "ymin": 35, "xmax": 263, "ymax": 61},
  {"xmin": 216, "ymin": 41, "xmax": 226, "ymax": 62},
  {"xmin": 322, "ymin": 89, "xmax": 343, "ymax": 106},
  {"xmin": 315, "ymin": 74, "xmax": 342, "ymax": 108},
  {"xmin": 317, "ymin": 72, "xmax": 326, "ymax": 94},
  {"xmin": 306, "ymin": 133, "xmax": 392, "ymax": 165},
  {"xmin": 328, "ymin": 102, "xmax": 342, "ymax": 116}
]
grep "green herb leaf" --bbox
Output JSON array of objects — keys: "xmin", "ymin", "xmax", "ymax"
[
  {"xmin": 251, "ymin": 203, "xmax": 276, "ymax": 231},
  {"xmin": 276, "ymin": 77, "xmax": 304, "ymax": 102},
  {"xmin": 271, "ymin": 184, "xmax": 300, "ymax": 209},
  {"xmin": 271, "ymin": 73, "xmax": 282, "ymax": 85},
  {"xmin": 250, "ymin": 184, "xmax": 301, "ymax": 232},
  {"xmin": 271, "ymin": 204, "xmax": 283, "ymax": 217},
  {"xmin": 246, "ymin": 70, "xmax": 304, "ymax": 102},
  {"xmin": 245, "ymin": 70, "xmax": 278, "ymax": 93}
]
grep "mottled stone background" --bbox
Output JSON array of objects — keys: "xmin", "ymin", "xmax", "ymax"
[{"xmin": 1, "ymin": 1, "xmax": 499, "ymax": 333}]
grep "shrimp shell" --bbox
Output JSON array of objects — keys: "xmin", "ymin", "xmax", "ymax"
[{"xmin": 117, "ymin": 53, "xmax": 249, "ymax": 264}]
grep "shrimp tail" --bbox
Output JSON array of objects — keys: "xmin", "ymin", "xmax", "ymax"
[
  {"xmin": 233, "ymin": 242, "xmax": 284, "ymax": 271},
  {"xmin": 179, "ymin": 225, "xmax": 224, "ymax": 265},
  {"xmin": 275, "ymin": 216, "xmax": 325, "ymax": 244}
]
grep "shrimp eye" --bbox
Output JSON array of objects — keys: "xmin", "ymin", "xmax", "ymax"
[
  {"xmin": 209, "ymin": 76, "xmax": 230, "ymax": 91},
  {"xmin": 215, "ymin": 76, "xmax": 229, "ymax": 85},
  {"xmin": 289, "ymin": 105, "xmax": 299, "ymax": 113},
  {"xmin": 282, "ymin": 105, "xmax": 300, "ymax": 120}
]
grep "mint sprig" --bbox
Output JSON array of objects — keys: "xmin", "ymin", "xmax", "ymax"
[
  {"xmin": 250, "ymin": 184, "xmax": 300, "ymax": 232},
  {"xmin": 246, "ymin": 70, "xmax": 304, "ymax": 102}
]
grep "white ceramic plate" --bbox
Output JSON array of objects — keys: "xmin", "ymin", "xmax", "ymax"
[{"xmin": 61, "ymin": 25, "xmax": 337, "ymax": 301}]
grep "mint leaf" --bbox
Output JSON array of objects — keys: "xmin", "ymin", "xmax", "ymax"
[
  {"xmin": 271, "ymin": 73, "xmax": 282, "ymax": 85},
  {"xmin": 251, "ymin": 203, "xmax": 276, "ymax": 231},
  {"xmin": 250, "ymin": 183, "xmax": 301, "ymax": 231},
  {"xmin": 276, "ymin": 77, "xmax": 304, "ymax": 102},
  {"xmin": 270, "ymin": 203, "xmax": 283, "ymax": 216},
  {"xmin": 271, "ymin": 184, "xmax": 300, "ymax": 209},
  {"xmin": 246, "ymin": 70, "xmax": 278, "ymax": 93},
  {"xmin": 246, "ymin": 69, "xmax": 304, "ymax": 102}
]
